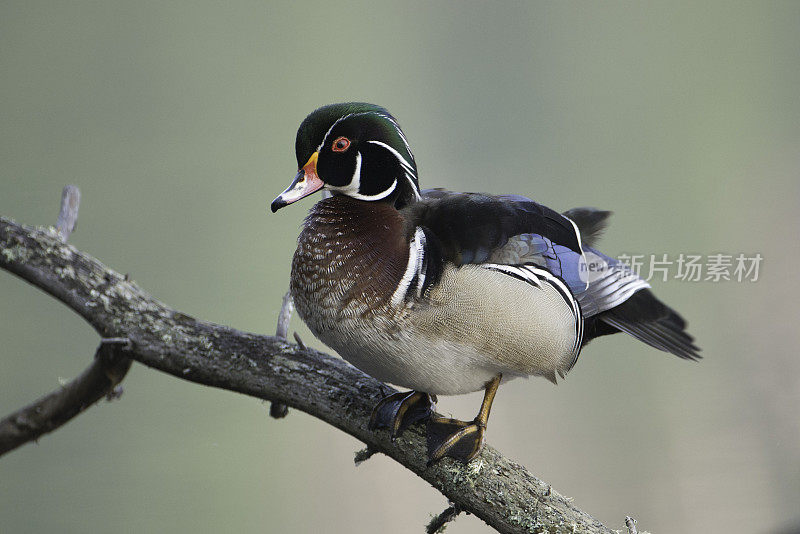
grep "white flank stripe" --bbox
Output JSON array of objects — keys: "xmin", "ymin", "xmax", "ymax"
[
  {"xmin": 391, "ymin": 227, "xmax": 426, "ymax": 307},
  {"xmin": 531, "ymin": 267, "xmax": 583, "ymax": 359},
  {"xmin": 484, "ymin": 263, "xmax": 583, "ymax": 360},
  {"xmin": 526, "ymin": 266, "xmax": 583, "ymax": 353},
  {"xmin": 483, "ymin": 263, "xmax": 542, "ymax": 287}
]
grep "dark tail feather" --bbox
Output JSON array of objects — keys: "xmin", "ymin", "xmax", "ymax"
[
  {"xmin": 562, "ymin": 207, "xmax": 612, "ymax": 248},
  {"xmin": 597, "ymin": 289, "xmax": 701, "ymax": 360}
]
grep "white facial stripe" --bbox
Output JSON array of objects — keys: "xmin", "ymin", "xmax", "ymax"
[
  {"xmin": 392, "ymin": 227, "xmax": 426, "ymax": 307},
  {"xmin": 318, "ymin": 113, "xmax": 354, "ymax": 152},
  {"xmin": 339, "ymin": 111, "xmax": 414, "ymax": 158},
  {"xmin": 345, "ymin": 151, "xmax": 363, "ymax": 194},
  {"xmin": 324, "ymin": 151, "xmax": 399, "ymax": 201},
  {"xmin": 374, "ymin": 113, "xmax": 414, "ymax": 156},
  {"xmin": 320, "ymin": 110, "xmax": 415, "ymax": 161},
  {"xmin": 318, "ymin": 111, "xmax": 420, "ymax": 201},
  {"xmin": 367, "ymin": 140, "xmax": 421, "ymax": 200},
  {"xmin": 330, "ymin": 179, "xmax": 398, "ymax": 201},
  {"xmin": 404, "ymin": 172, "xmax": 421, "ymax": 200},
  {"xmin": 367, "ymin": 140, "xmax": 415, "ymax": 172}
]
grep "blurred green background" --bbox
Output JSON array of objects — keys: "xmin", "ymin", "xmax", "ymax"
[{"xmin": 2, "ymin": 2, "xmax": 798, "ymax": 533}]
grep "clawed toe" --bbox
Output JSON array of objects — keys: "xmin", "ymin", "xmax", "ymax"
[
  {"xmin": 369, "ymin": 390, "xmax": 434, "ymax": 439},
  {"xmin": 426, "ymin": 416, "xmax": 485, "ymax": 464},
  {"xmin": 425, "ymin": 374, "xmax": 502, "ymax": 465},
  {"xmin": 368, "ymin": 375, "xmax": 502, "ymax": 465}
]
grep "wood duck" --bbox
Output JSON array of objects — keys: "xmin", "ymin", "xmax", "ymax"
[{"xmin": 271, "ymin": 103, "xmax": 700, "ymax": 464}]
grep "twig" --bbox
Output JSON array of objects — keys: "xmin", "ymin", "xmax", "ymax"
[
  {"xmin": 0, "ymin": 216, "xmax": 615, "ymax": 534},
  {"xmin": 275, "ymin": 290, "xmax": 294, "ymax": 339},
  {"xmin": 426, "ymin": 504, "xmax": 462, "ymax": 534},
  {"xmin": 0, "ymin": 340, "xmax": 131, "ymax": 455},
  {"xmin": 353, "ymin": 446, "xmax": 377, "ymax": 466},
  {"xmin": 269, "ymin": 290, "xmax": 294, "ymax": 418},
  {"xmin": 0, "ymin": 187, "xmax": 134, "ymax": 456},
  {"xmin": 269, "ymin": 402, "xmax": 289, "ymax": 419},
  {"xmin": 55, "ymin": 185, "xmax": 80, "ymax": 242},
  {"xmin": 293, "ymin": 332, "xmax": 306, "ymax": 350}
]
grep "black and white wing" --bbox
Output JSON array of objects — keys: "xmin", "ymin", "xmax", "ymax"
[{"xmin": 399, "ymin": 190, "xmax": 699, "ymax": 361}]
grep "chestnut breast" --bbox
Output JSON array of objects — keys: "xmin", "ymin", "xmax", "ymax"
[{"xmin": 290, "ymin": 196, "xmax": 410, "ymax": 337}]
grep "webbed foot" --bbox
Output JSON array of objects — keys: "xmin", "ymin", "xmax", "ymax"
[
  {"xmin": 425, "ymin": 374, "xmax": 502, "ymax": 465},
  {"xmin": 426, "ymin": 416, "xmax": 486, "ymax": 464},
  {"xmin": 368, "ymin": 390, "xmax": 435, "ymax": 439}
]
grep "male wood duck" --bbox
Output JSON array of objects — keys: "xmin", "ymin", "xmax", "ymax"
[{"xmin": 271, "ymin": 102, "xmax": 700, "ymax": 464}]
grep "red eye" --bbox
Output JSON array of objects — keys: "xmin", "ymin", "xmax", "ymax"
[{"xmin": 332, "ymin": 136, "xmax": 350, "ymax": 152}]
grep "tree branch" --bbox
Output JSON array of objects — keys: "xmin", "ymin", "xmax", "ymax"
[
  {"xmin": 0, "ymin": 340, "xmax": 131, "ymax": 455},
  {"xmin": 0, "ymin": 216, "xmax": 615, "ymax": 534},
  {"xmin": 0, "ymin": 186, "xmax": 134, "ymax": 455}
]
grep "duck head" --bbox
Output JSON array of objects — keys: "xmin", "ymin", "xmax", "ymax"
[{"xmin": 271, "ymin": 103, "xmax": 421, "ymax": 212}]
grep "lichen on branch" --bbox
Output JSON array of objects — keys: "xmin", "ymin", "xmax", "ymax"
[{"xmin": 0, "ymin": 216, "xmax": 614, "ymax": 534}]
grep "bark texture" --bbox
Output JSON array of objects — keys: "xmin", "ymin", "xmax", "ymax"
[{"xmin": 1, "ymin": 216, "xmax": 615, "ymax": 534}]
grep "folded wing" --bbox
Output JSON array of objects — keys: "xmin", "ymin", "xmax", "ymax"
[{"xmin": 404, "ymin": 190, "xmax": 700, "ymax": 361}]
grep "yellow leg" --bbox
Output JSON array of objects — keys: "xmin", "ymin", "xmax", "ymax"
[
  {"xmin": 476, "ymin": 374, "xmax": 501, "ymax": 427},
  {"xmin": 427, "ymin": 374, "xmax": 502, "ymax": 464}
]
